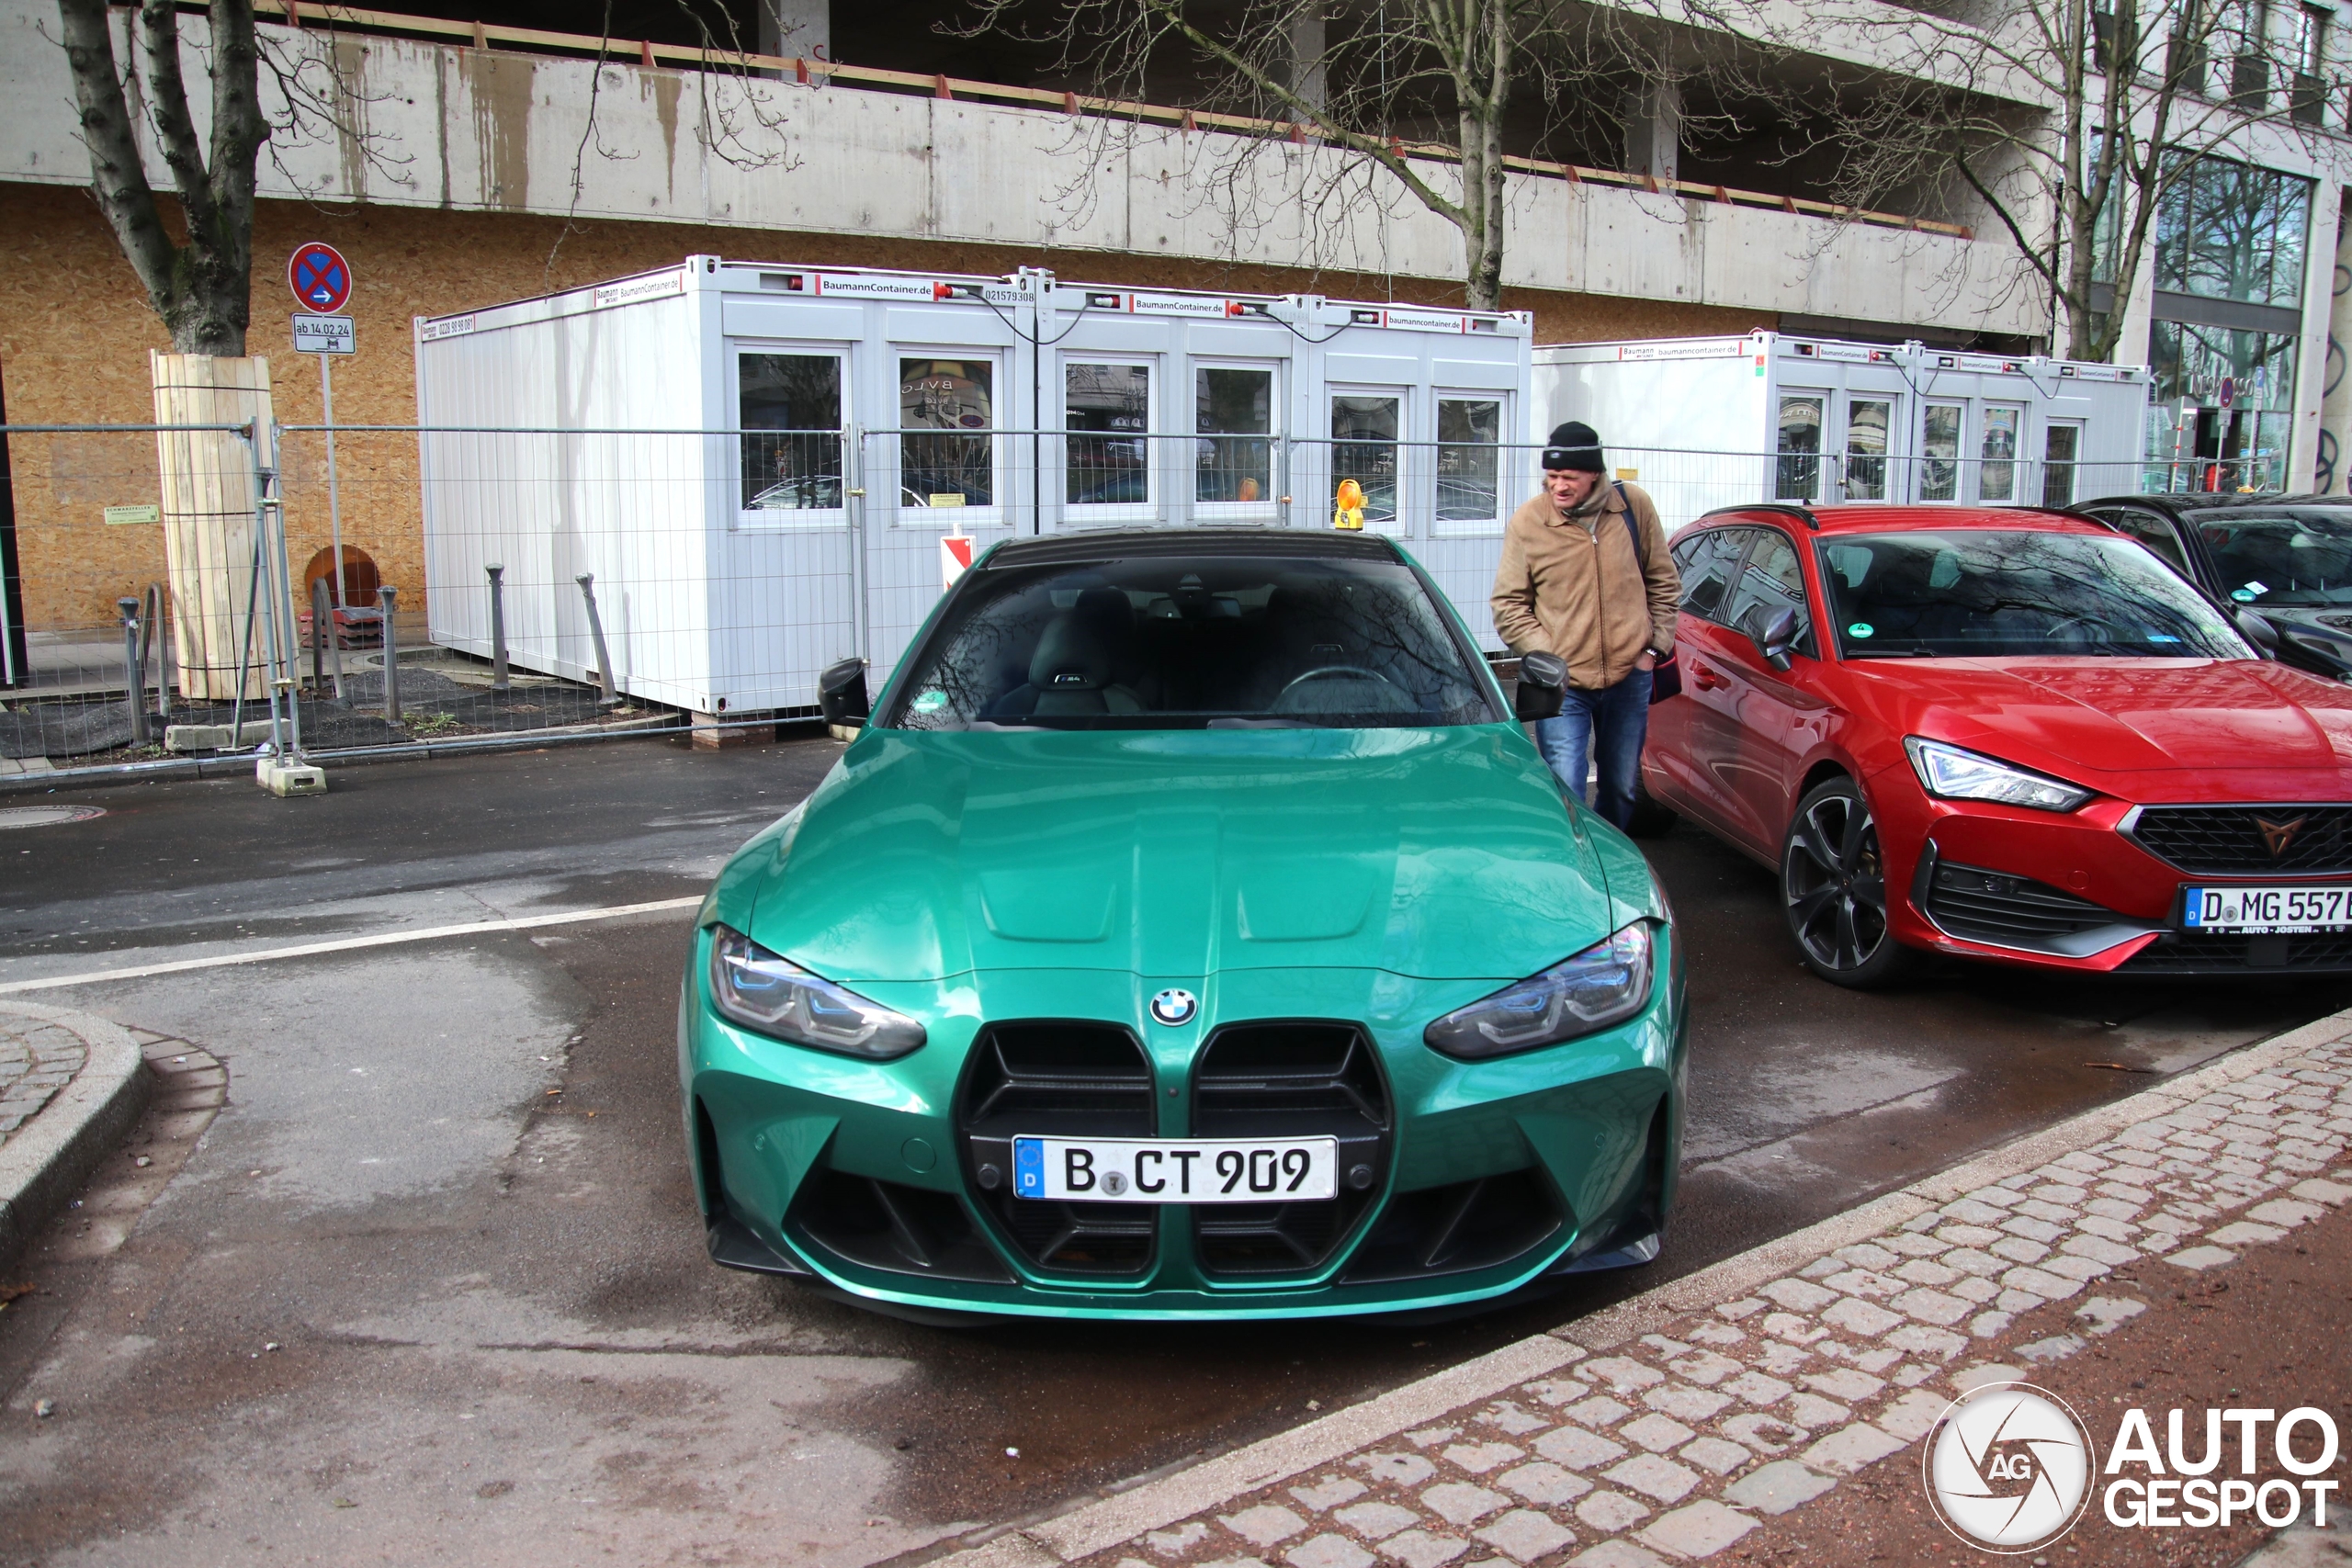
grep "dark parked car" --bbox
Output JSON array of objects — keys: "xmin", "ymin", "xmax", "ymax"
[{"xmin": 2072, "ymin": 492, "xmax": 2352, "ymax": 682}]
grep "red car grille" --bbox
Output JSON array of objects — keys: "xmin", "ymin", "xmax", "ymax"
[{"xmin": 2124, "ymin": 806, "xmax": 2352, "ymax": 875}]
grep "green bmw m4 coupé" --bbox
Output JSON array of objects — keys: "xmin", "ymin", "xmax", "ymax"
[{"xmin": 680, "ymin": 528, "xmax": 1686, "ymax": 1321}]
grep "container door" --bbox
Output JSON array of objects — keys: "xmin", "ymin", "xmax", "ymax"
[
  {"xmin": 1919, "ymin": 400, "xmax": 1965, "ymax": 503},
  {"xmin": 1432, "ymin": 391, "xmax": 1509, "ymax": 535},
  {"xmin": 1773, "ymin": 390, "xmax": 1829, "ymax": 505},
  {"xmin": 2039, "ymin": 419, "xmax": 2086, "ymax": 509},
  {"xmin": 1974, "ymin": 404, "xmax": 2026, "ymax": 504},
  {"xmin": 1192, "ymin": 362, "xmax": 1281, "ymax": 521},
  {"xmin": 1061, "ymin": 358, "xmax": 1157, "ymax": 522},
  {"xmin": 1838, "ymin": 390, "xmax": 1900, "ymax": 502},
  {"xmin": 1328, "ymin": 389, "xmax": 1406, "ymax": 536}
]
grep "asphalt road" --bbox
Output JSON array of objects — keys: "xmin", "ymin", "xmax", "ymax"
[{"xmin": 1, "ymin": 735, "xmax": 2343, "ymax": 1567}]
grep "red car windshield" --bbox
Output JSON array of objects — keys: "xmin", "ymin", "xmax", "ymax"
[{"xmin": 1815, "ymin": 530, "xmax": 2252, "ymax": 660}]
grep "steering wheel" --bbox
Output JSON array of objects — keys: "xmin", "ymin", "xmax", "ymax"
[
  {"xmin": 1279, "ymin": 664, "xmax": 1402, "ymax": 696},
  {"xmin": 2045, "ymin": 615, "xmax": 2119, "ymax": 645}
]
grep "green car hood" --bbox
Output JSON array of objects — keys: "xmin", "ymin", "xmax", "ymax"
[{"xmin": 737, "ymin": 724, "xmax": 1614, "ymax": 985}]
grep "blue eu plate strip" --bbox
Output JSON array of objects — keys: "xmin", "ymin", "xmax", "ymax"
[
  {"xmin": 1012, "ymin": 1137, "xmax": 1044, "ymax": 1198},
  {"xmin": 2184, "ymin": 890, "xmax": 2205, "ymax": 927}
]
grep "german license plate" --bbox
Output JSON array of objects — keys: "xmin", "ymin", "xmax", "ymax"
[
  {"xmin": 1011, "ymin": 1135, "xmax": 1338, "ymax": 1203},
  {"xmin": 2181, "ymin": 885, "xmax": 2352, "ymax": 933}
]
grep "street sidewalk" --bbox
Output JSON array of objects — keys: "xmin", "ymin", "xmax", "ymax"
[{"xmin": 926, "ymin": 1010, "xmax": 2352, "ymax": 1568}]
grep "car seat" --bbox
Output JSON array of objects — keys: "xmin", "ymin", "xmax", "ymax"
[{"xmin": 984, "ymin": 603, "xmax": 1148, "ymax": 717}]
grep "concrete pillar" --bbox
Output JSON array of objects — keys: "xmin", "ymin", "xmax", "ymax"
[
  {"xmin": 2307, "ymin": 188, "xmax": 2352, "ymax": 491},
  {"xmin": 759, "ymin": 0, "xmax": 829, "ymax": 62},
  {"xmin": 1624, "ymin": 79, "xmax": 1680, "ymax": 184},
  {"xmin": 1287, "ymin": 6, "xmax": 1327, "ymax": 111}
]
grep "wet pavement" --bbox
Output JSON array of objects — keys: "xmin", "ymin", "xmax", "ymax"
[{"xmin": 0, "ymin": 736, "xmax": 2343, "ymax": 1565}]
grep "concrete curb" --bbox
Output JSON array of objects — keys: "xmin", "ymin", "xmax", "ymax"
[
  {"xmin": 923, "ymin": 1006, "xmax": 2352, "ymax": 1568},
  {"xmin": 0, "ymin": 1000, "xmax": 152, "ymax": 1270}
]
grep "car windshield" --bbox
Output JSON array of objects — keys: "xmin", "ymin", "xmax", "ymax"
[
  {"xmin": 1815, "ymin": 529, "xmax": 2252, "ymax": 660},
  {"xmin": 888, "ymin": 553, "xmax": 1498, "ymax": 729},
  {"xmin": 2189, "ymin": 509, "xmax": 2352, "ymax": 607}
]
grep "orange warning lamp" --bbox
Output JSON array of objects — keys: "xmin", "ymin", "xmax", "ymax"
[{"xmin": 1334, "ymin": 479, "xmax": 1365, "ymax": 530}]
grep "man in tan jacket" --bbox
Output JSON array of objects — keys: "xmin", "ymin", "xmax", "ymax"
[{"xmin": 1491, "ymin": 421, "xmax": 1680, "ymax": 829}]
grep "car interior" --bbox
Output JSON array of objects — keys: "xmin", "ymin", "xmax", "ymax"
[
  {"xmin": 1817, "ymin": 531, "xmax": 2245, "ymax": 658},
  {"xmin": 896, "ymin": 558, "xmax": 1496, "ymax": 728},
  {"xmin": 2196, "ymin": 513, "xmax": 2352, "ymax": 604}
]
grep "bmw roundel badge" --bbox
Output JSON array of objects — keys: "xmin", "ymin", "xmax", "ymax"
[{"xmin": 1149, "ymin": 987, "xmax": 1198, "ymax": 1026}]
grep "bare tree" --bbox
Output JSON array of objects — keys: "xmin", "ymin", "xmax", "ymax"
[
  {"xmin": 58, "ymin": 1, "xmax": 270, "ymax": 355},
  {"xmin": 952, "ymin": 1, "xmax": 1572, "ymax": 310},
  {"xmin": 56, "ymin": 0, "xmax": 799, "ymax": 349},
  {"xmin": 1782, "ymin": 0, "xmax": 2332, "ymax": 361}
]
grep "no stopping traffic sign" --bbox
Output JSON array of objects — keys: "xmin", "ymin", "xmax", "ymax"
[{"xmin": 288, "ymin": 242, "xmax": 353, "ymax": 313}]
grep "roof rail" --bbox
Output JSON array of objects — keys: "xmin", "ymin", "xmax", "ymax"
[{"xmin": 1700, "ymin": 502, "xmax": 1820, "ymax": 531}]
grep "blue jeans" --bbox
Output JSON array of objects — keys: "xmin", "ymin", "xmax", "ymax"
[{"xmin": 1534, "ymin": 669, "xmax": 1653, "ymax": 829}]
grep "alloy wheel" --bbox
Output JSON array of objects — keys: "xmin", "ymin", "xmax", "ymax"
[{"xmin": 1782, "ymin": 789, "xmax": 1891, "ymax": 972}]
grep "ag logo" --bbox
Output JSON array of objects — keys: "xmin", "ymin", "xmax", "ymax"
[
  {"xmin": 1924, "ymin": 1382, "xmax": 2096, "ymax": 1553},
  {"xmin": 1149, "ymin": 988, "xmax": 1197, "ymax": 1026}
]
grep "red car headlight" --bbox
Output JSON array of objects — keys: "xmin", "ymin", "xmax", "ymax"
[{"xmin": 1905, "ymin": 737, "xmax": 2093, "ymax": 813}]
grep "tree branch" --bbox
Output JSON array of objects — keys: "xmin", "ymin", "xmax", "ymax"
[
  {"xmin": 57, "ymin": 0, "xmax": 179, "ymax": 316},
  {"xmin": 1136, "ymin": 0, "xmax": 1470, "ymax": 231}
]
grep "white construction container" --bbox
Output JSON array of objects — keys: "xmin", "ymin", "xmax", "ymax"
[
  {"xmin": 412, "ymin": 259, "xmax": 1536, "ymax": 716},
  {"xmin": 1533, "ymin": 333, "xmax": 2152, "ymax": 536}
]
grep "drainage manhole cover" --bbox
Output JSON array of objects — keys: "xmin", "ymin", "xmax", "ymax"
[{"xmin": 0, "ymin": 804, "xmax": 107, "ymax": 829}]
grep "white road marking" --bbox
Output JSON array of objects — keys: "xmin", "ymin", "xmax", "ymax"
[{"xmin": 0, "ymin": 896, "xmax": 704, "ymax": 997}]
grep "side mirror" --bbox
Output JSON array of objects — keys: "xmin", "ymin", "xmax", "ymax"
[
  {"xmin": 2235, "ymin": 608, "xmax": 2279, "ymax": 659},
  {"xmin": 819, "ymin": 657, "xmax": 871, "ymax": 728},
  {"xmin": 1514, "ymin": 650, "xmax": 1567, "ymax": 722},
  {"xmin": 1747, "ymin": 605, "xmax": 1802, "ymax": 672}
]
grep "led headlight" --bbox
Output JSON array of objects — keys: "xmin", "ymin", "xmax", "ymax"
[
  {"xmin": 707, "ymin": 926, "xmax": 925, "ymax": 1059},
  {"xmin": 1904, "ymin": 737, "xmax": 2092, "ymax": 813},
  {"xmin": 1423, "ymin": 923, "xmax": 1656, "ymax": 1060}
]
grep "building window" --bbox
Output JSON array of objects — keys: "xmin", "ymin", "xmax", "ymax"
[
  {"xmin": 1196, "ymin": 367, "xmax": 1273, "ymax": 503},
  {"xmin": 900, "ymin": 357, "xmax": 994, "ymax": 509},
  {"xmin": 1922, "ymin": 403, "xmax": 1962, "ymax": 501},
  {"xmin": 1067, "ymin": 362, "xmax": 1150, "ymax": 506},
  {"xmin": 2154, "ymin": 152, "xmax": 2314, "ymax": 309},
  {"xmin": 1777, "ymin": 395, "xmax": 1824, "ymax": 500},
  {"xmin": 2147, "ymin": 320, "xmax": 2298, "ymax": 490},
  {"xmin": 1436, "ymin": 397, "xmax": 1502, "ymax": 523},
  {"xmin": 1331, "ymin": 395, "xmax": 1400, "ymax": 525},
  {"xmin": 740, "ymin": 352, "xmax": 842, "ymax": 512},
  {"xmin": 1845, "ymin": 398, "xmax": 1892, "ymax": 501}
]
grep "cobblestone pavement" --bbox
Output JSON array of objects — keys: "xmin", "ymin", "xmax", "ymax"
[
  {"xmin": 0, "ymin": 1013, "xmax": 87, "ymax": 1143},
  {"xmin": 956, "ymin": 1028, "xmax": 2352, "ymax": 1568}
]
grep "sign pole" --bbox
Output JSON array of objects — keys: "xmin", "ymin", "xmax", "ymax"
[{"xmin": 320, "ymin": 351, "xmax": 345, "ymax": 614}]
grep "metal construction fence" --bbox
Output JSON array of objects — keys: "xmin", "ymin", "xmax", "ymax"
[{"xmin": 0, "ymin": 420, "xmax": 2278, "ymax": 776}]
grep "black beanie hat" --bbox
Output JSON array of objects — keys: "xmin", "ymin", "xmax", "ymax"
[{"xmin": 1543, "ymin": 421, "xmax": 1605, "ymax": 474}]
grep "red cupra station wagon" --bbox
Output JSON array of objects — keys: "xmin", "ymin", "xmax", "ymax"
[{"xmin": 1637, "ymin": 503, "xmax": 2352, "ymax": 987}]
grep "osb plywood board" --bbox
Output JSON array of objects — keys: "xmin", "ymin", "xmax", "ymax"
[{"xmin": 0, "ymin": 185, "xmax": 1774, "ymax": 630}]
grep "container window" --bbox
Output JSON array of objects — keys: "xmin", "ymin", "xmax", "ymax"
[
  {"xmin": 1196, "ymin": 367, "xmax": 1273, "ymax": 503},
  {"xmin": 1777, "ymin": 395, "xmax": 1825, "ymax": 500},
  {"xmin": 1067, "ymin": 362, "xmax": 1150, "ymax": 506},
  {"xmin": 1845, "ymin": 398, "xmax": 1892, "ymax": 501},
  {"xmin": 739, "ymin": 353, "xmax": 842, "ymax": 512},
  {"xmin": 899, "ymin": 357, "xmax": 995, "ymax": 511},
  {"xmin": 1980, "ymin": 406, "xmax": 2022, "ymax": 502},
  {"xmin": 2042, "ymin": 423, "xmax": 2082, "ymax": 508},
  {"xmin": 1331, "ymin": 395, "xmax": 1400, "ymax": 525},
  {"xmin": 1436, "ymin": 398, "xmax": 1501, "ymax": 523},
  {"xmin": 1921, "ymin": 403, "xmax": 1962, "ymax": 502}
]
